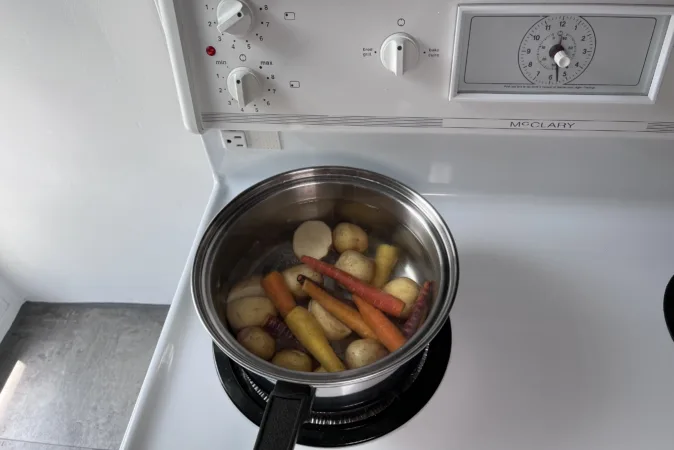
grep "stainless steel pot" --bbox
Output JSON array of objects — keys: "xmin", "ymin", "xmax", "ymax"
[{"xmin": 192, "ymin": 166, "xmax": 459, "ymax": 449}]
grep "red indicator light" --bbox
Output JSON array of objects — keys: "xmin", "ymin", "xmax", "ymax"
[{"xmin": 206, "ymin": 46, "xmax": 216, "ymax": 56}]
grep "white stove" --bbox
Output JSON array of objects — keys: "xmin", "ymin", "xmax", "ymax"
[
  {"xmin": 122, "ymin": 0, "xmax": 674, "ymax": 448},
  {"xmin": 119, "ymin": 145, "xmax": 674, "ymax": 450}
]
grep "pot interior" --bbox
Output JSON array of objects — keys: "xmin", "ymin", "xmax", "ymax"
[{"xmin": 196, "ymin": 168, "xmax": 456, "ymax": 385}]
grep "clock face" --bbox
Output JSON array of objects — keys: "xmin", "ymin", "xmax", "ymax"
[{"xmin": 518, "ymin": 15, "xmax": 596, "ymax": 85}]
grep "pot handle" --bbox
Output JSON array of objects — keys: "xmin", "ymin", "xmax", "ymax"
[
  {"xmin": 253, "ymin": 381, "xmax": 315, "ymax": 450},
  {"xmin": 665, "ymin": 275, "xmax": 674, "ymax": 342}
]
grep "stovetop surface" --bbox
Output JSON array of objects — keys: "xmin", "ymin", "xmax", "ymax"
[{"xmin": 121, "ymin": 174, "xmax": 674, "ymax": 449}]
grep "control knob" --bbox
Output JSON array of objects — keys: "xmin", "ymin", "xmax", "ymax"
[
  {"xmin": 380, "ymin": 33, "xmax": 420, "ymax": 76},
  {"xmin": 226, "ymin": 67, "xmax": 261, "ymax": 107},
  {"xmin": 216, "ymin": 0, "xmax": 254, "ymax": 36}
]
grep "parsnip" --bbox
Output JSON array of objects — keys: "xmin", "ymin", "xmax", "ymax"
[
  {"xmin": 293, "ymin": 220, "xmax": 332, "ymax": 260},
  {"xmin": 285, "ymin": 306, "xmax": 345, "ymax": 372},
  {"xmin": 372, "ymin": 244, "xmax": 399, "ymax": 288}
]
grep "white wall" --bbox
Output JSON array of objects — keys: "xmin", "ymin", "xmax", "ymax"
[{"xmin": 0, "ymin": 1, "xmax": 212, "ymax": 304}]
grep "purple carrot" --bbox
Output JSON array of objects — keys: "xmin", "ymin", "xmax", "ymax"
[
  {"xmin": 402, "ymin": 281, "xmax": 432, "ymax": 339},
  {"xmin": 262, "ymin": 314, "xmax": 306, "ymax": 352}
]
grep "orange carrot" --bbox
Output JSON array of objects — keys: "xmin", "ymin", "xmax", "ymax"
[
  {"xmin": 402, "ymin": 281, "xmax": 431, "ymax": 338},
  {"xmin": 353, "ymin": 295, "xmax": 406, "ymax": 352},
  {"xmin": 300, "ymin": 277, "xmax": 378, "ymax": 340},
  {"xmin": 300, "ymin": 256, "xmax": 405, "ymax": 317},
  {"xmin": 261, "ymin": 271, "xmax": 296, "ymax": 318}
]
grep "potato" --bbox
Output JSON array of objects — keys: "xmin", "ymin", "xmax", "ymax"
[
  {"xmin": 226, "ymin": 296, "xmax": 277, "ymax": 331},
  {"xmin": 383, "ymin": 277, "xmax": 420, "ymax": 319},
  {"xmin": 272, "ymin": 349, "xmax": 313, "ymax": 372},
  {"xmin": 345, "ymin": 339, "xmax": 389, "ymax": 369},
  {"xmin": 332, "ymin": 223, "xmax": 368, "ymax": 253},
  {"xmin": 308, "ymin": 300, "xmax": 352, "ymax": 341},
  {"xmin": 293, "ymin": 220, "xmax": 332, "ymax": 260},
  {"xmin": 335, "ymin": 250, "xmax": 375, "ymax": 284},
  {"xmin": 314, "ymin": 366, "xmax": 327, "ymax": 373},
  {"xmin": 282, "ymin": 265, "xmax": 323, "ymax": 299},
  {"xmin": 237, "ymin": 327, "xmax": 276, "ymax": 360},
  {"xmin": 227, "ymin": 276, "xmax": 265, "ymax": 302}
]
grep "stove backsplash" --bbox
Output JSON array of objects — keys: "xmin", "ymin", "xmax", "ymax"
[{"xmin": 204, "ymin": 130, "xmax": 674, "ymax": 204}]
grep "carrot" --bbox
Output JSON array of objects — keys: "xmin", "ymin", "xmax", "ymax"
[
  {"xmin": 262, "ymin": 314, "xmax": 306, "ymax": 352},
  {"xmin": 402, "ymin": 281, "xmax": 432, "ymax": 339},
  {"xmin": 300, "ymin": 277, "xmax": 378, "ymax": 340},
  {"xmin": 300, "ymin": 256, "xmax": 406, "ymax": 317},
  {"xmin": 372, "ymin": 244, "xmax": 399, "ymax": 288},
  {"xmin": 261, "ymin": 271, "xmax": 296, "ymax": 318},
  {"xmin": 353, "ymin": 295, "xmax": 406, "ymax": 352},
  {"xmin": 285, "ymin": 306, "xmax": 345, "ymax": 372}
]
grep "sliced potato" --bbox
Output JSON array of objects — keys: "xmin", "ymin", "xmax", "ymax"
[
  {"xmin": 282, "ymin": 265, "xmax": 323, "ymax": 299},
  {"xmin": 226, "ymin": 296, "xmax": 277, "ymax": 331},
  {"xmin": 237, "ymin": 327, "xmax": 276, "ymax": 360},
  {"xmin": 335, "ymin": 250, "xmax": 375, "ymax": 284},
  {"xmin": 227, "ymin": 276, "xmax": 265, "ymax": 302},
  {"xmin": 293, "ymin": 220, "xmax": 332, "ymax": 260},
  {"xmin": 345, "ymin": 339, "xmax": 389, "ymax": 369},
  {"xmin": 332, "ymin": 223, "xmax": 368, "ymax": 253},
  {"xmin": 383, "ymin": 277, "xmax": 420, "ymax": 319},
  {"xmin": 272, "ymin": 349, "xmax": 313, "ymax": 372},
  {"xmin": 308, "ymin": 299, "xmax": 352, "ymax": 341}
]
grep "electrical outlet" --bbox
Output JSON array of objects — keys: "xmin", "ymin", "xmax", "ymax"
[{"xmin": 220, "ymin": 130, "xmax": 248, "ymax": 150}]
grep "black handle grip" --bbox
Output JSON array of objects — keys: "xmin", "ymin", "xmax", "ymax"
[
  {"xmin": 253, "ymin": 381, "xmax": 315, "ymax": 450},
  {"xmin": 665, "ymin": 275, "xmax": 674, "ymax": 342}
]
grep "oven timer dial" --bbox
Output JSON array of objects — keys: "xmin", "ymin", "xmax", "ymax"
[{"xmin": 518, "ymin": 15, "xmax": 596, "ymax": 85}]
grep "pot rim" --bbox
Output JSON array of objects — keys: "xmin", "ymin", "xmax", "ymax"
[{"xmin": 192, "ymin": 166, "xmax": 459, "ymax": 387}]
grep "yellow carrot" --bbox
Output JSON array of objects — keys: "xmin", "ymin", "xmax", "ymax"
[
  {"xmin": 300, "ymin": 278, "xmax": 377, "ymax": 340},
  {"xmin": 372, "ymin": 244, "xmax": 399, "ymax": 288},
  {"xmin": 285, "ymin": 306, "xmax": 345, "ymax": 372}
]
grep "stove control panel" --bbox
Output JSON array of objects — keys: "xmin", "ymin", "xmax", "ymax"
[
  {"xmin": 160, "ymin": 0, "xmax": 674, "ymax": 135},
  {"xmin": 450, "ymin": 5, "xmax": 673, "ymax": 102}
]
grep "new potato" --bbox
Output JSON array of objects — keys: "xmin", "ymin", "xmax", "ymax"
[
  {"xmin": 282, "ymin": 264, "xmax": 323, "ymax": 299},
  {"xmin": 227, "ymin": 276, "xmax": 266, "ymax": 302},
  {"xmin": 345, "ymin": 339, "xmax": 389, "ymax": 369},
  {"xmin": 226, "ymin": 296, "xmax": 277, "ymax": 331},
  {"xmin": 335, "ymin": 250, "xmax": 375, "ymax": 284},
  {"xmin": 383, "ymin": 277, "xmax": 420, "ymax": 318},
  {"xmin": 332, "ymin": 223, "xmax": 368, "ymax": 253},
  {"xmin": 237, "ymin": 327, "xmax": 276, "ymax": 360},
  {"xmin": 272, "ymin": 349, "xmax": 313, "ymax": 372},
  {"xmin": 308, "ymin": 299, "xmax": 352, "ymax": 341}
]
